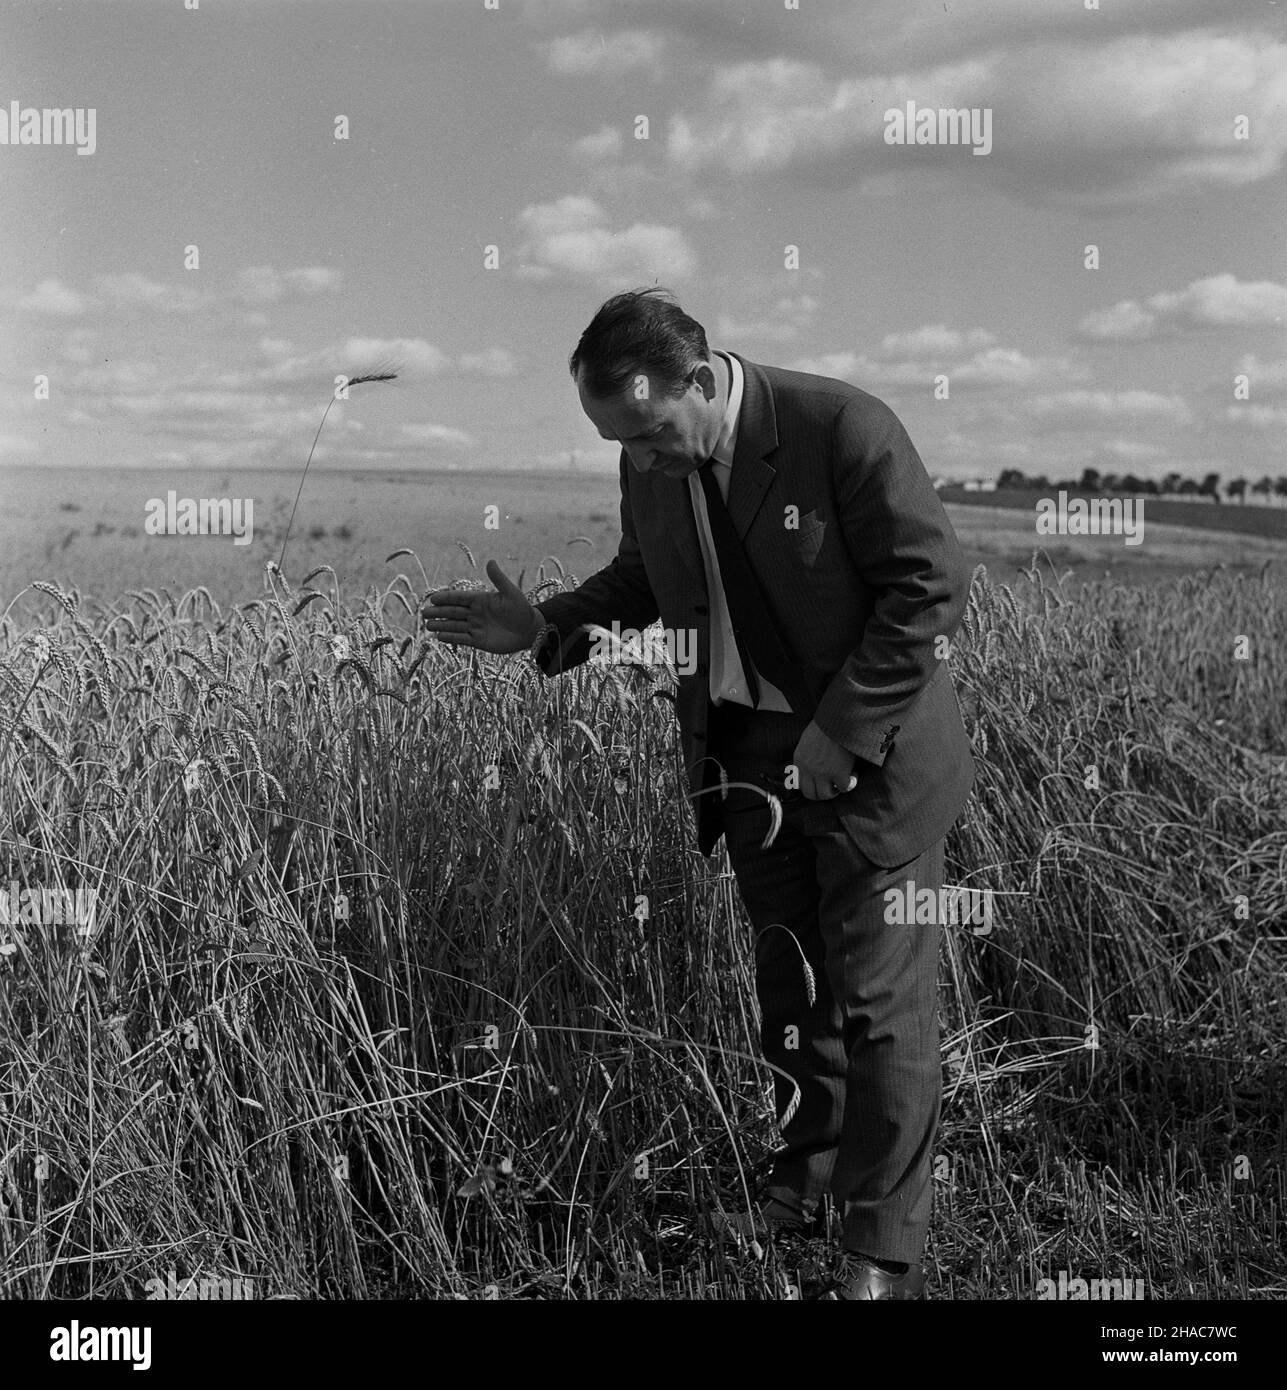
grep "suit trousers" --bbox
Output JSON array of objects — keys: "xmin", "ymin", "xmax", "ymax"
[{"xmin": 708, "ymin": 699, "xmax": 944, "ymax": 1264}]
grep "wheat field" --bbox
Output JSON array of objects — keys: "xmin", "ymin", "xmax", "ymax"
[{"xmin": 0, "ymin": 555, "xmax": 1283, "ymax": 1300}]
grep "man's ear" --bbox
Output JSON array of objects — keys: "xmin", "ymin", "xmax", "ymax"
[{"xmin": 691, "ymin": 360, "xmax": 717, "ymax": 401}]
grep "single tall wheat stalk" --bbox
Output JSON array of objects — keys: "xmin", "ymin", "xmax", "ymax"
[{"xmin": 276, "ymin": 370, "xmax": 397, "ymax": 574}]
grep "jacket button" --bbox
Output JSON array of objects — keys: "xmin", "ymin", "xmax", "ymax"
[
  {"xmin": 694, "ymin": 729, "xmax": 706, "ymax": 742},
  {"xmin": 694, "ymin": 604, "xmax": 708, "ymax": 615}
]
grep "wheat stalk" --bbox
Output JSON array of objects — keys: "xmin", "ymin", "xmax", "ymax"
[{"xmin": 276, "ymin": 370, "xmax": 397, "ymax": 574}]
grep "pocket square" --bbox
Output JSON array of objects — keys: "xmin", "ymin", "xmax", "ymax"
[{"xmin": 792, "ymin": 512, "xmax": 827, "ymax": 566}]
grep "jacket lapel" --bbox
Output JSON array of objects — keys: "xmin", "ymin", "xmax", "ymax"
[{"xmin": 724, "ymin": 353, "xmax": 779, "ymax": 542}]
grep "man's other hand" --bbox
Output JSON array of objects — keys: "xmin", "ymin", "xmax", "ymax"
[
  {"xmin": 793, "ymin": 721, "xmax": 858, "ymax": 800},
  {"xmin": 421, "ymin": 559, "xmax": 541, "ymax": 655}
]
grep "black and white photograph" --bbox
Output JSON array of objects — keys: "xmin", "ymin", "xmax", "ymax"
[{"xmin": 1, "ymin": 0, "xmax": 1283, "ymax": 1356}]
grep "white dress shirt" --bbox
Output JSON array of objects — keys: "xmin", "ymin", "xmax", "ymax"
[{"xmin": 686, "ymin": 351, "xmax": 793, "ymax": 711}]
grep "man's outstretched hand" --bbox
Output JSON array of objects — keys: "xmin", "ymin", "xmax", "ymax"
[
  {"xmin": 421, "ymin": 560, "xmax": 542, "ymax": 655},
  {"xmin": 793, "ymin": 721, "xmax": 859, "ymax": 801}
]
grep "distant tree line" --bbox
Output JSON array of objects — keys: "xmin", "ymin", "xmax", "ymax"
[{"xmin": 995, "ymin": 468, "xmax": 1287, "ymax": 505}]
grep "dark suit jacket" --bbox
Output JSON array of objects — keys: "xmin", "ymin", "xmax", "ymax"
[{"xmin": 532, "ymin": 353, "xmax": 976, "ymax": 867}]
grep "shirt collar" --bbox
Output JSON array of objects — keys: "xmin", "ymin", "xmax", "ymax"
[{"xmin": 710, "ymin": 351, "xmax": 743, "ymax": 467}]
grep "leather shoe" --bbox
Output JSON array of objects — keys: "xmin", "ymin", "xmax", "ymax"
[{"xmin": 821, "ymin": 1250, "xmax": 926, "ymax": 1300}]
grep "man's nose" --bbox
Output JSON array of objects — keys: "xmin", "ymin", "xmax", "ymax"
[{"xmin": 626, "ymin": 446, "xmax": 658, "ymax": 472}]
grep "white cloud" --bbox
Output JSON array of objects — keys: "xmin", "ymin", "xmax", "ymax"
[
  {"xmin": 236, "ymin": 268, "xmax": 285, "ymax": 305},
  {"xmin": 790, "ymin": 331, "xmax": 1083, "ymax": 392},
  {"xmin": 524, "ymin": 0, "xmax": 1239, "ymax": 81},
  {"xmin": 518, "ymin": 194, "xmax": 602, "ymax": 240},
  {"xmin": 717, "ymin": 293, "xmax": 818, "ymax": 343},
  {"xmin": 0, "ymin": 433, "xmax": 38, "ymax": 459},
  {"xmin": 543, "ymin": 28, "xmax": 665, "ymax": 78},
  {"xmin": 21, "ymin": 279, "xmax": 89, "ymax": 317},
  {"xmin": 1225, "ymin": 404, "xmax": 1287, "ymax": 429},
  {"xmin": 875, "ymin": 325, "xmax": 995, "ymax": 358},
  {"xmin": 1102, "ymin": 440, "xmax": 1170, "ymax": 462},
  {"xmin": 29, "ymin": 265, "xmax": 343, "ymax": 320},
  {"xmin": 235, "ymin": 265, "xmax": 342, "ymax": 306},
  {"xmin": 400, "ymin": 422, "xmax": 476, "ymax": 448},
  {"xmin": 458, "ymin": 348, "xmax": 520, "ymax": 376},
  {"xmin": 516, "ymin": 194, "xmax": 696, "ymax": 283},
  {"xmin": 880, "ymin": 0, "xmax": 1231, "ymax": 65},
  {"xmin": 343, "ymin": 336, "xmax": 448, "ymax": 377},
  {"xmin": 113, "ymin": 389, "xmax": 256, "ymax": 417},
  {"xmin": 247, "ymin": 336, "xmax": 449, "ymax": 384},
  {"xmin": 665, "ymin": 32, "xmax": 1287, "ymax": 206},
  {"xmin": 72, "ymin": 359, "xmax": 163, "ymax": 393},
  {"xmin": 76, "ymin": 336, "xmax": 498, "ymax": 451},
  {"xmin": 1235, "ymin": 354, "xmax": 1287, "ymax": 396},
  {"xmin": 69, "ymin": 337, "xmax": 487, "ymax": 466},
  {"xmin": 284, "ymin": 266, "xmax": 342, "ymax": 295},
  {"xmin": 573, "ymin": 125, "xmax": 623, "ymax": 160},
  {"xmin": 97, "ymin": 272, "xmax": 205, "ymax": 314},
  {"xmin": 1163, "ymin": 273, "xmax": 1287, "ymax": 328},
  {"xmin": 1077, "ymin": 301, "xmax": 1157, "ymax": 342},
  {"xmin": 1024, "ymin": 389, "xmax": 1192, "ymax": 426},
  {"xmin": 62, "ymin": 327, "xmax": 98, "ymax": 364},
  {"xmin": 668, "ymin": 57, "xmax": 845, "ymax": 176},
  {"xmin": 952, "ymin": 348, "xmax": 1065, "ymax": 388},
  {"xmin": 1081, "ymin": 274, "xmax": 1287, "ymax": 340},
  {"xmin": 788, "ymin": 351, "xmax": 868, "ymax": 381}
]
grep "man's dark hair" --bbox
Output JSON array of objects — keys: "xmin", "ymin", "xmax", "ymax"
[{"xmin": 569, "ymin": 287, "xmax": 709, "ymax": 400}]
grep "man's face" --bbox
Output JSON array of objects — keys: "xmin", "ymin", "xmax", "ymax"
[{"xmin": 576, "ymin": 360, "xmax": 721, "ymax": 479}]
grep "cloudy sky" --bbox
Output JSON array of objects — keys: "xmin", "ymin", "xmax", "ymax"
[{"xmin": 2, "ymin": 0, "xmax": 1284, "ymax": 482}]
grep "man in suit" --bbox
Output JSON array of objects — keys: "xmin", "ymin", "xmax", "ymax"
[{"xmin": 423, "ymin": 288, "xmax": 975, "ymax": 1299}]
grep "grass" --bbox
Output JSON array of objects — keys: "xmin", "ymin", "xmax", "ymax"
[{"xmin": 0, "ymin": 555, "xmax": 1283, "ymax": 1300}]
